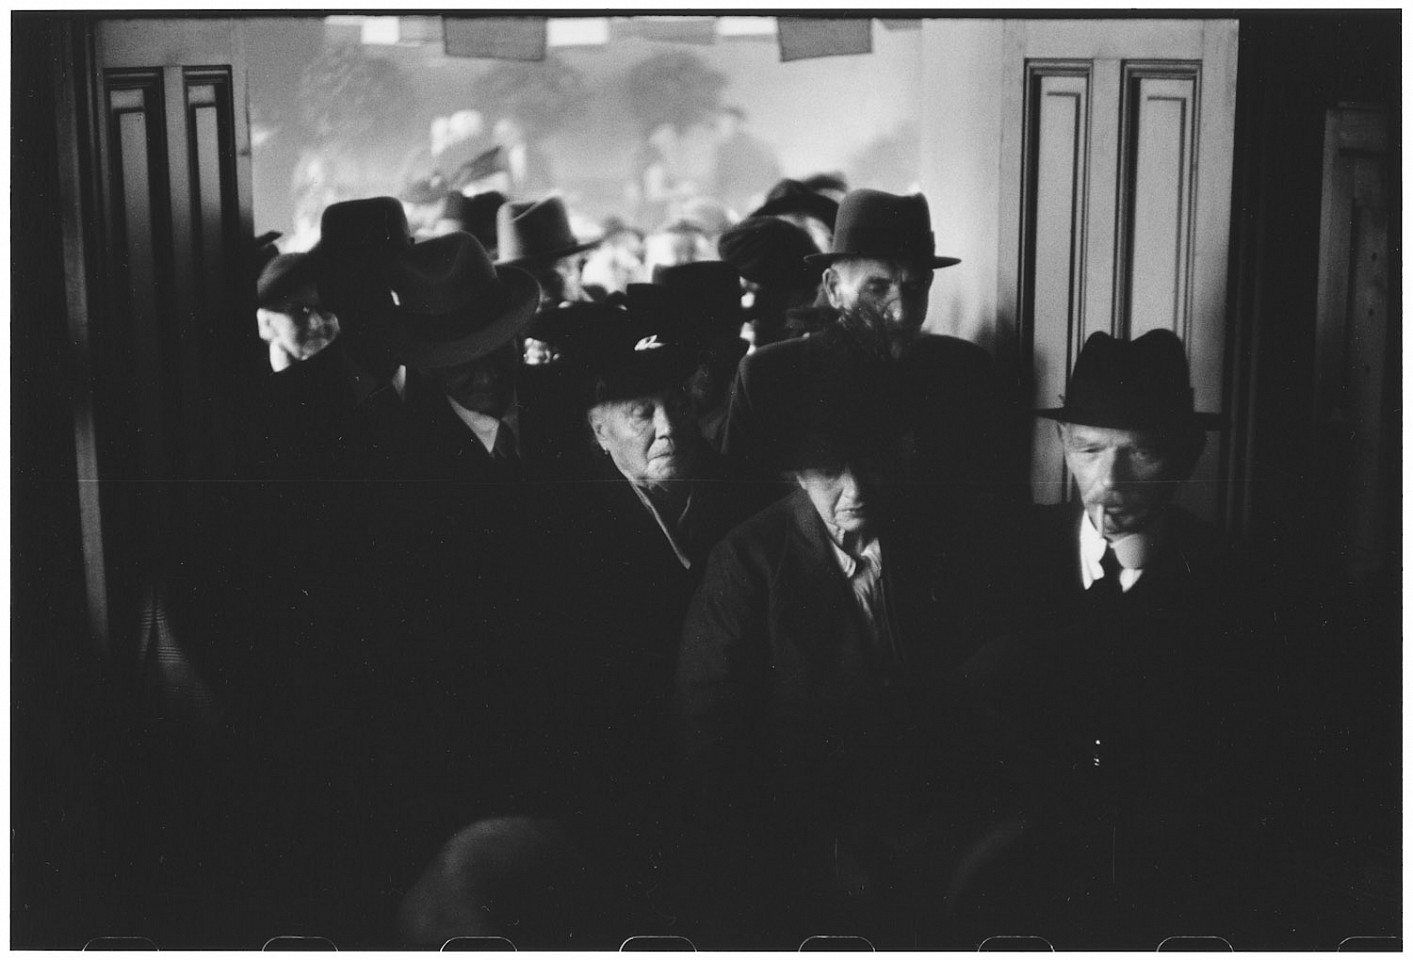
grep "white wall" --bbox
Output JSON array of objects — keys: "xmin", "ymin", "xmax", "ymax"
[{"xmin": 916, "ymin": 20, "xmax": 1006, "ymax": 351}]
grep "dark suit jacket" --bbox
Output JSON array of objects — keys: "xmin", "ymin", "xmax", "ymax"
[
  {"xmin": 249, "ymin": 340, "xmax": 417, "ymax": 484},
  {"xmin": 677, "ymin": 489, "xmax": 987, "ymax": 839},
  {"xmin": 962, "ymin": 501, "xmax": 1284, "ymax": 946},
  {"xmin": 721, "ymin": 328, "xmax": 1026, "ymax": 505}
]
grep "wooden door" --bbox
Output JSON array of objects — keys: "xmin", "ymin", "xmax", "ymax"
[
  {"xmin": 997, "ymin": 20, "xmax": 1238, "ymax": 519},
  {"xmin": 59, "ymin": 17, "xmax": 254, "ymax": 654}
]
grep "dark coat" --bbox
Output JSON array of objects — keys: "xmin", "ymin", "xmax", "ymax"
[
  {"xmin": 959, "ymin": 501, "xmax": 1285, "ymax": 947},
  {"xmin": 721, "ymin": 328, "xmax": 1027, "ymax": 507},
  {"xmin": 674, "ymin": 488, "xmax": 991, "ymax": 941},
  {"xmin": 248, "ymin": 340, "xmax": 418, "ymax": 483}
]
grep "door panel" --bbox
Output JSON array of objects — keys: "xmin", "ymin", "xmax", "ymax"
[
  {"xmin": 1024, "ymin": 65, "xmax": 1091, "ymax": 502},
  {"xmin": 1123, "ymin": 67, "xmax": 1198, "ymax": 341}
]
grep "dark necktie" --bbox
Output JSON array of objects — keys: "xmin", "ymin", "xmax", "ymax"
[
  {"xmin": 491, "ymin": 422, "xmax": 521, "ymax": 483},
  {"xmin": 1091, "ymin": 545, "xmax": 1125, "ymax": 604}
]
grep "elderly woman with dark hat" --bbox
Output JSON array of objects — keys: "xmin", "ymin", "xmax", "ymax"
[{"xmin": 398, "ymin": 290, "xmax": 753, "ymax": 949}]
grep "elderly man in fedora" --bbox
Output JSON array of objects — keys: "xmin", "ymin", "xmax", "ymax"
[
  {"xmin": 952, "ymin": 330, "xmax": 1285, "ymax": 949},
  {"xmin": 495, "ymin": 195, "xmax": 600, "ymax": 309},
  {"xmin": 722, "ymin": 188, "xmax": 1022, "ymax": 511}
]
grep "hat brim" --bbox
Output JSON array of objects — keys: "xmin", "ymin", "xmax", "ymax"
[
  {"xmin": 397, "ymin": 266, "xmax": 540, "ymax": 369},
  {"xmin": 803, "ymin": 252, "xmax": 962, "ymax": 270},
  {"xmin": 496, "ymin": 238, "xmax": 602, "ymax": 269},
  {"xmin": 1036, "ymin": 407, "xmax": 1226, "ymax": 431}
]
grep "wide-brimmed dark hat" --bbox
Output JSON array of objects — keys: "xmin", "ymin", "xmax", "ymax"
[
  {"xmin": 310, "ymin": 197, "xmax": 415, "ymax": 317},
  {"xmin": 311, "ymin": 197, "xmax": 413, "ymax": 268},
  {"xmin": 645, "ymin": 260, "xmax": 746, "ymax": 344},
  {"xmin": 803, "ymin": 189, "xmax": 960, "ymax": 270},
  {"xmin": 443, "ymin": 190, "xmax": 507, "ymax": 255},
  {"xmin": 495, "ymin": 196, "xmax": 601, "ymax": 268},
  {"xmin": 1037, "ymin": 330, "xmax": 1224, "ymax": 433},
  {"xmin": 525, "ymin": 300, "xmax": 630, "ymax": 353},
  {"xmin": 557, "ymin": 285, "xmax": 695, "ymax": 406},
  {"xmin": 387, "ymin": 232, "xmax": 540, "ymax": 369},
  {"xmin": 718, "ymin": 216, "xmax": 821, "ymax": 289},
  {"xmin": 751, "ymin": 178, "xmax": 840, "ymax": 230},
  {"xmin": 256, "ymin": 253, "xmax": 320, "ymax": 309}
]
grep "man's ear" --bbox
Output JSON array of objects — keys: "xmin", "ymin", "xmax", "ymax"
[
  {"xmin": 822, "ymin": 266, "xmax": 844, "ymax": 309},
  {"xmin": 587, "ymin": 408, "xmax": 611, "ymax": 449}
]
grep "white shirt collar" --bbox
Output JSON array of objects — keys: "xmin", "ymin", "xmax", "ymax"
[
  {"xmin": 1078, "ymin": 509, "xmax": 1160, "ymax": 593},
  {"xmin": 829, "ymin": 532, "xmax": 882, "ymax": 580},
  {"xmin": 630, "ymin": 482, "xmax": 695, "ymax": 570},
  {"xmin": 444, "ymin": 393, "xmax": 519, "ymax": 456}
]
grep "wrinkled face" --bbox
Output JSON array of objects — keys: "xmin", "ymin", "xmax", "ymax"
[
  {"xmin": 257, "ymin": 281, "xmax": 339, "ymax": 358},
  {"xmin": 589, "ymin": 386, "xmax": 696, "ymax": 485},
  {"xmin": 795, "ymin": 464, "xmax": 874, "ymax": 538},
  {"xmin": 824, "ymin": 257, "xmax": 933, "ymax": 359},
  {"xmin": 421, "ymin": 342, "xmax": 518, "ymax": 418},
  {"xmin": 1060, "ymin": 422, "xmax": 1196, "ymax": 539}
]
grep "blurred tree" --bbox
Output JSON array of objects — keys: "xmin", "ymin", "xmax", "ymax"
[
  {"xmin": 625, "ymin": 51, "xmax": 728, "ymax": 134},
  {"xmin": 467, "ymin": 56, "xmax": 589, "ymax": 138},
  {"xmin": 847, "ymin": 120, "xmax": 921, "ymax": 195},
  {"xmin": 297, "ymin": 42, "xmax": 418, "ymax": 146}
]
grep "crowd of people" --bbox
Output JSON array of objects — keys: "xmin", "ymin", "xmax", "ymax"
[{"xmin": 215, "ymin": 172, "xmax": 1300, "ymax": 950}]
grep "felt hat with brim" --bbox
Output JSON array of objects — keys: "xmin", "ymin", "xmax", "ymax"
[
  {"xmin": 310, "ymin": 197, "xmax": 415, "ymax": 319},
  {"xmin": 388, "ymin": 232, "xmax": 540, "ymax": 370},
  {"xmin": 803, "ymin": 188, "xmax": 960, "ymax": 270},
  {"xmin": 311, "ymin": 197, "xmax": 414, "ymax": 263},
  {"xmin": 570, "ymin": 286, "xmax": 697, "ymax": 406},
  {"xmin": 1037, "ymin": 330, "xmax": 1224, "ymax": 433},
  {"xmin": 457, "ymin": 190, "xmax": 507, "ymax": 255},
  {"xmin": 256, "ymin": 253, "xmax": 320, "ymax": 309},
  {"xmin": 646, "ymin": 260, "xmax": 747, "ymax": 344},
  {"xmin": 495, "ymin": 196, "xmax": 601, "ymax": 268},
  {"xmin": 751, "ymin": 178, "xmax": 840, "ymax": 230},
  {"xmin": 719, "ymin": 216, "xmax": 821, "ymax": 289},
  {"xmin": 526, "ymin": 301, "xmax": 630, "ymax": 354}
]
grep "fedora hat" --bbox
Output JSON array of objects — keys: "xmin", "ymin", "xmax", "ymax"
[
  {"xmin": 495, "ymin": 196, "xmax": 601, "ymax": 268},
  {"xmin": 443, "ymin": 190, "xmax": 507, "ymax": 255},
  {"xmin": 803, "ymin": 189, "xmax": 960, "ymax": 270},
  {"xmin": 751, "ymin": 178, "xmax": 840, "ymax": 230},
  {"xmin": 256, "ymin": 253, "xmax": 320, "ymax": 310},
  {"xmin": 719, "ymin": 216, "xmax": 821, "ymax": 290},
  {"xmin": 647, "ymin": 260, "xmax": 746, "ymax": 344},
  {"xmin": 525, "ymin": 300, "xmax": 632, "ymax": 356},
  {"xmin": 310, "ymin": 197, "xmax": 415, "ymax": 319},
  {"xmin": 387, "ymin": 232, "xmax": 540, "ymax": 369},
  {"xmin": 565, "ymin": 284, "xmax": 695, "ymax": 406},
  {"xmin": 1037, "ymin": 330, "xmax": 1224, "ymax": 432}
]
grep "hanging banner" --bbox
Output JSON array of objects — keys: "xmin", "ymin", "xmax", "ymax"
[
  {"xmin": 444, "ymin": 17, "xmax": 548, "ymax": 61},
  {"xmin": 777, "ymin": 17, "xmax": 873, "ymax": 62}
]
